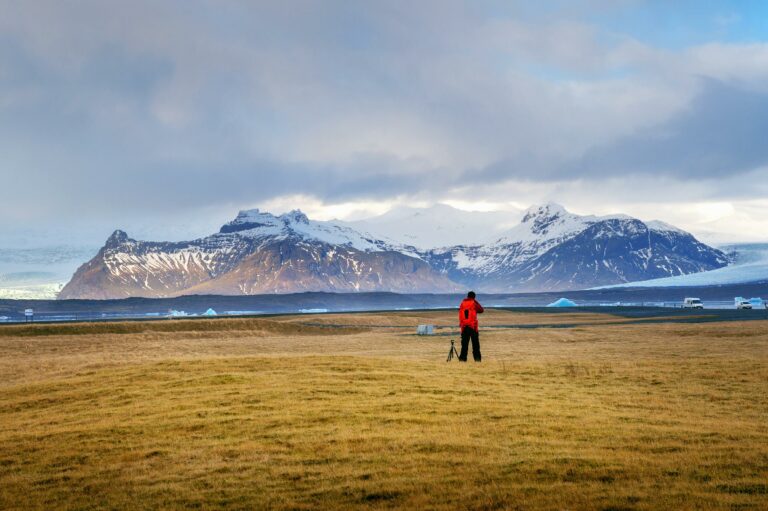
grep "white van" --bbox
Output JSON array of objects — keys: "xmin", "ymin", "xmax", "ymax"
[{"xmin": 683, "ymin": 297, "xmax": 704, "ymax": 309}]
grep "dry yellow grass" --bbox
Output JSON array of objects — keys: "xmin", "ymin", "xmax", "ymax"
[{"xmin": 0, "ymin": 310, "xmax": 766, "ymax": 510}]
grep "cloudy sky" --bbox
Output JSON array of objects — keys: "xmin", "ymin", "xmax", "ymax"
[{"xmin": 2, "ymin": 0, "xmax": 768, "ymax": 246}]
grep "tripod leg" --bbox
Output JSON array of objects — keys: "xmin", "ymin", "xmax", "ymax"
[{"xmin": 447, "ymin": 341, "xmax": 460, "ymax": 362}]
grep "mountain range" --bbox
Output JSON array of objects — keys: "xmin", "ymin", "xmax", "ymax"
[{"xmin": 59, "ymin": 203, "xmax": 730, "ymax": 299}]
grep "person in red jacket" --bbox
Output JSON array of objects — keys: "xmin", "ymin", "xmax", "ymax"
[{"xmin": 458, "ymin": 291, "xmax": 484, "ymax": 362}]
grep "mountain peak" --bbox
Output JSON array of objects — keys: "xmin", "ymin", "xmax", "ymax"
[
  {"xmin": 233, "ymin": 208, "xmax": 271, "ymax": 221},
  {"xmin": 519, "ymin": 203, "xmax": 575, "ymax": 236},
  {"xmin": 280, "ymin": 209, "xmax": 309, "ymax": 225},
  {"xmin": 521, "ymin": 202, "xmax": 568, "ymax": 223},
  {"xmin": 105, "ymin": 229, "xmax": 130, "ymax": 247},
  {"xmin": 220, "ymin": 209, "xmax": 279, "ymax": 234}
]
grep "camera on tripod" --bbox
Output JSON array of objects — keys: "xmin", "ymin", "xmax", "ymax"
[{"xmin": 446, "ymin": 339, "xmax": 460, "ymax": 362}]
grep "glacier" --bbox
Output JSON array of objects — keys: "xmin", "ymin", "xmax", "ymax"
[
  {"xmin": 0, "ymin": 245, "xmax": 98, "ymax": 299},
  {"xmin": 600, "ymin": 244, "xmax": 768, "ymax": 288}
]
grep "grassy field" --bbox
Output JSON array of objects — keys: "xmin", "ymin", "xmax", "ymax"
[{"xmin": 0, "ymin": 309, "xmax": 766, "ymax": 510}]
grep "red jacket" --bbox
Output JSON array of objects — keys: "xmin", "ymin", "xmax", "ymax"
[{"xmin": 459, "ymin": 298, "xmax": 484, "ymax": 331}]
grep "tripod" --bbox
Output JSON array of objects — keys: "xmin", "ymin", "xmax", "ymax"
[{"xmin": 446, "ymin": 339, "xmax": 460, "ymax": 362}]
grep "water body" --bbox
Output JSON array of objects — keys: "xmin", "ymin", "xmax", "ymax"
[{"xmin": 1, "ymin": 282, "xmax": 767, "ymax": 324}]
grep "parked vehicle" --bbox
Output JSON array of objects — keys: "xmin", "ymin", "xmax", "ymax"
[
  {"xmin": 736, "ymin": 300, "xmax": 753, "ymax": 310},
  {"xmin": 683, "ymin": 297, "xmax": 704, "ymax": 309}
]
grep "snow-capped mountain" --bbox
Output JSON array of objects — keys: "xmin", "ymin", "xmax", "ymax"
[
  {"xmin": 420, "ymin": 203, "xmax": 729, "ymax": 292},
  {"xmin": 60, "ymin": 203, "xmax": 729, "ymax": 299},
  {"xmin": 59, "ymin": 210, "xmax": 459, "ymax": 299}
]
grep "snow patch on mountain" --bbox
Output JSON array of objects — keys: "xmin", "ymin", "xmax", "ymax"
[
  {"xmin": 219, "ymin": 209, "xmax": 389, "ymax": 252},
  {"xmin": 646, "ymin": 220, "xmax": 685, "ymax": 233}
]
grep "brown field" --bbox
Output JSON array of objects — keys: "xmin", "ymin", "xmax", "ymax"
[{"xmin": 0, "ymin": 309, "xmax": 766, "ymax": 510}]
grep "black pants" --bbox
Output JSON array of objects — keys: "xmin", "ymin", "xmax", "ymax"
[{"xmin": 460, "ymin": 327, "xmax": 481, "ymax": 362}]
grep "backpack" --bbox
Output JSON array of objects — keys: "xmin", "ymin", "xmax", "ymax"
[{"xmin": 459, "ymin": 299, "xmax": 477, "ymax": 328}]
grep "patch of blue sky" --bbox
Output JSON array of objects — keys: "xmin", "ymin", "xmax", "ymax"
[{"xmin": 586, "ymin": 0, "xmax": 768, "ymax": 48}]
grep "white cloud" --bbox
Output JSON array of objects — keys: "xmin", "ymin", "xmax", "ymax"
[
  {"xmin": 254, "ymin": 195, "xmax": 395, "ymax": 222},
  {"xmin": 0, "ymin": 1, "xmax": 767, "ymax": 244}
]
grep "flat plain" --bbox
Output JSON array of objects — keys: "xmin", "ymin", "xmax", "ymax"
[{"xmin": 0, "ymin": 309, "xmax": 766, "ymax": 510}]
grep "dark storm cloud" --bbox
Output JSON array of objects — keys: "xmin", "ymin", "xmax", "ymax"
[
  {"xmin": 566, "ymin": 80, "xmax": 768, "ymax": 179},
  {"xmin": 474, "ymin": 79, "xmax": 768, "ymax": 183}
]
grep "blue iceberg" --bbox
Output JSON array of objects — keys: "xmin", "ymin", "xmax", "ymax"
[{"xmin": 547, "ymin": 298, "xmax": 577, "ymax": 307}]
